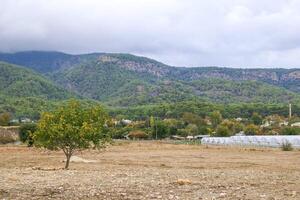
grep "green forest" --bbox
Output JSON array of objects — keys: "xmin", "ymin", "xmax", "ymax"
[{"xmin": 1, "ymin": 51, "xmax": 300, "ymax": 133}]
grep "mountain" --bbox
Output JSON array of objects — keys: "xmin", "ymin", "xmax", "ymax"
[
  {"xmin": 1, "ymin": 51, "xmax": 300, "ymax": 89},
  {"xmin": 0, "ymin": 61, "xmax": 76, "ymax": 99},
  {"xmin": 0, "ymin": 51, "xmax": 105, "ymax": 73},
  {"xmin": 0, "ymin": 61, "xmax": 78, "ymax": 118},
  {"xmin": 1, "ymin": 51, "xmax": 300, "ymax": 108}
]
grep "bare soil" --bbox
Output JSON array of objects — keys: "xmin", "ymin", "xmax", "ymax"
[{"xmin": 0, "ymin": 141, "xmax": 299, "ymax": 199}]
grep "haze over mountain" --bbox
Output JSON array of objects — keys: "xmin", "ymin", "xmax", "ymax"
[{"xmin": 1, "ymin": 1, "xmax": 300, "ymax": 67}]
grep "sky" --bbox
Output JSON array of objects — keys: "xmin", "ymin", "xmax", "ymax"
[{"xmin": 1, "ymin": 0, "xmax": 300, "ymax": 68}]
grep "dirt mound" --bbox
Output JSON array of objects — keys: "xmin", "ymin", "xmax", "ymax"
[{"xmin": 63, "ymin": 156, "xmax": 97, "ymax": 163}]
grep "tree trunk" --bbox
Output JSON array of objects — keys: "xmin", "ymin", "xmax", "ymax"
[
  {"xmin": 63, "ymin": 148, "xmax": 73, "ymax": 169},
  {"xmin": 65, "ymin": 153, "xmax": 71, "ymax": 169}
]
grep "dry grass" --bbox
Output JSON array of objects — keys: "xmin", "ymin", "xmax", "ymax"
[{"xmin": 0, "ymin": 141, "xmax": 299, "ymax": 199}]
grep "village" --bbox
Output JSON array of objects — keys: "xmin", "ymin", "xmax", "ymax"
[{"xmin": 1, "ymin": 103, "xmax": 300, "ymax": 150}]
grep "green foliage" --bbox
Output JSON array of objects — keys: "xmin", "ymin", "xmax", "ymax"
[
  {"xmin": 182, "ymin": 112, "xmax": 205, "ymax": 127},
  {"xmin": 198, "ymin": 126, "xmax": 212, "ymax": 135},
  {"xmin": 0, "ymin": 62, "xmax": 82, "ymax": 119},
  {"xmin": 4, "ymin": 51, "xmax": 300, "ymax": 133},
  {"xmin": 19, "ymin": 123, "xmax": 37, "ymax": 146},
  {"xmin": 151, "ymin": 120, "xmax": 169, "ymax": 139},
  {"xmin": 0, "ymin": 62, "xmax": 76, "ymax": 100},
  {"xmin": 3, "ymin": 53, "xmax": 300, "ymax": 121},
  {"xmin": 34, "ymin": 100, "xmax": 110, "ymax": 169},
  {"xmin": 244, "ymin": 124, "xmax": 260, "ymax": 135},
  {"xmin": 3, "ymin": 51, "xmax": 300, "ymax": 109},
  {"xmin": 281, "ymin": 142, "xmax": 293, "ymax": 151},
  {"xmin": 220, "ymin": 120, "xmax": 244, "ymax": 135},
  {"xmin": 184, "ymin": 124, "xmax": 199, "ymax": 136},
  {"xmin": 251, "ymin": 112, "xmax": 263, "ymax": 125},
  {"xmin": 215, "ymin": 125, "xmax": 231, "ymax": 137},
  {"xmin": 0, "ymin": 112, "xmax": 11, "ymax": 126},
  {"xmin": 110, "ymin": 127, "xmax": 132, "ymax": 139},
  {"xmin": 210, "ymin": 111, "xmax": 222, "ymax": 128},
  {"xmin": 280, "ymin": 127, "xmax": 300, "ymax": 135}
]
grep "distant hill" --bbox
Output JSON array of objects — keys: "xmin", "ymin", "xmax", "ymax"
[
  {"xmin": 1, "ymin": 51, "xmax": 300, "ymax": 89},
  {"xmin": 0, "ymin": 61, "xmax": 75, "ymax": 99},
  {"xmin": 0, "ymin": 61, "xmax": 78, "ymax": 117},
  {"xmin": 1, "ymin": 51, "xmax": 300, "ymax": 109}
]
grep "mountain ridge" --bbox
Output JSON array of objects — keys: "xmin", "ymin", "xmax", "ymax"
[{"xmin": 1, "ymin": 51, "xmax": 300, "ymax": 109}]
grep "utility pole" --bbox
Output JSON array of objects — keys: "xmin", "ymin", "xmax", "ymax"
[
  {"xmin": 155, "ymin": 117, "xmax": 158, "ymax": 140},
  {"xmin": 289, "ymin": 103, "xmax": 292, "ymax": 119}
]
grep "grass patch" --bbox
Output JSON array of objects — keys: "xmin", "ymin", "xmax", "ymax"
[
  {"xmin": 169, "ymin": 140, "xmax": 202, "ymax": 145},
  {"xmin": 281, "ymin": 142, "xmax": 293, "ymax": 151}
]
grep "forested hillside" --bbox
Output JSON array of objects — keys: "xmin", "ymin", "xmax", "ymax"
[
  {"xmin": 0, "ymin": 62, "xmax": 78, "ymax": 118},
  {"xmin": 1, "ymin": 51, "xmax": 300, "ymax": 119}
]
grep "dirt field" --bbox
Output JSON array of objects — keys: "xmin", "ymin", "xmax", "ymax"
[{"xmin": 0, "ymin": 141, "xmax": 299, "ymax": 200}]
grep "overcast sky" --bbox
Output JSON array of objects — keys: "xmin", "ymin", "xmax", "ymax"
[{"xmin": 1, "ymin": 0, "xmax": 300, "ymax": 68}]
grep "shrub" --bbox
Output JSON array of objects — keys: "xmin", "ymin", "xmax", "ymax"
[
  {"xmin": 0, "ymin": 112, "xmax": 12, "ymax": 126},
  {"xmin": 111, "ymin": 127, "xmax": 132, "ymax": 139},
  {"xmin": 19, "ymin": 123, "xmax": 37, "ymax": 146},
  {"xmin": 281, "ymin": 142, "xmax": 293, "ymax": 151},
  {"xmin": 280, "ymin": 127, "xmax": 300, "ymax": 135},
  {"xmin": 128, "ymin": 130, "xmax": 148, "ymax": 139},
  {"xmin": 215, "ymin": 125, "xmax": 230, "ymax": 137},
  {"xmin": 244, "ymin": 124, "xmax": 260, "ymax": 135},
  {"xmin": 151, "ymin": 121, "xmax": 169, "ymax": 139}
]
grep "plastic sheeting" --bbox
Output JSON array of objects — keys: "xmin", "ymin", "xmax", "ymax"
[{"xmin": 201, "ymin": 135, "xmax": 300, "ymax": 148}]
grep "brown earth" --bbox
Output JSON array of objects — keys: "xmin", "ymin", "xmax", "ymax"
[{"xmin": 0, "ymin": 141, "xmax": 299, "ymax": 200}]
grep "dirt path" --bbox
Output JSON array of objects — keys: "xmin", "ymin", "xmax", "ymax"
[{"xmin": 0, "ymin": 141, "xmax": 299, "ymax": 199}]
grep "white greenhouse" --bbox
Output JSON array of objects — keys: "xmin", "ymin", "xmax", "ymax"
[{"xmin": 201, "ymin": 135, "xmax": 300, "ymax": 148}]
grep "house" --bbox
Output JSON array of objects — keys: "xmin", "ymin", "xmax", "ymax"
[
  {"xmin": 291, "ymin": 122, "xmax": 300, "ymax": 127},
  {"xmin": 121, "ymin": 119, "xmax": 132, "ymax": 125},
  {"xmin": 20, "ymin": 118, "xmax": 32, "ymax": 123},
  {"xmin": 235, "ymin": 131, "xmax": 245, "ymax": 136},
  {"xmin": 279, "ymin": 121, "xmax": 289, "ymax": 126},
  {"xmin": 235, "ymin": 117, "xmax": 243, "ymax": 122},
  {"xmin": 186, "ymin": 136, "xmax": 194, "ymax": 140},
  {"xmin": 170, "ymin": 135, "xmax": 185, "ymax": 140},
  {"xmin": 9, "ymin": 119, "xmax": 19, "ymax": 124},
  {"xmin": 261, "ymin": 121, "xmax": 271, "ymax": 128}
]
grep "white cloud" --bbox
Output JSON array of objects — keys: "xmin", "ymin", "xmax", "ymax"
[{"xmin": 0, "ymin": 0, "xmax": 300, "ymax": 67}]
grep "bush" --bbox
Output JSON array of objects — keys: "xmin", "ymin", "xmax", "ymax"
[
  {"xmin": 128, "ymin": 130, "xmax": 148, "ymax": 139},
  {"xmin": 151, "ymin": 121, "xmax": 169, "ymax": 139},
  {"xmin": 215, "ymin": 125, "xmax": 230, "ymax": 137},
  {"xmin": 111, "ymin": 127, "xmax": 132, "ymax": 139},
  {"xmin": 0, "ymin": 112, "xmax": 11, "ymax": 126},
  {"xmin": 244, "ymin": 124, "xmax": 260, "ymax": 135},
  {"xmin": 19, "ymin": 123, "xmax": 37, "ymax": 146},
  {"xmin": 280, "ymin": 127, "xmax": 300, "ymax": 135},
  {"xmin": 281, "ymin": 142, "xmax": 293, "ymax": 151}
]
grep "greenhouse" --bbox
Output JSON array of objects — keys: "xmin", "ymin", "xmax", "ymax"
[{"xmin": 201, "ymin": 135, "xmax": 300, "ymax": 148}]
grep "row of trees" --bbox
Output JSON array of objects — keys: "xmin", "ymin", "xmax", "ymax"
[
  {"xmin": 12, "ymin": 100, "xmax": 300, "ymax": 169},
  {"xmin": 109, "ymin": 110, "xmax": 300, "ymax": 140}
]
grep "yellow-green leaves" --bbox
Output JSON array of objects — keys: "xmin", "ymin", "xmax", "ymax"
[{"xmin": 34, "ymin": 100, "xmax": 109, "ymax": 152}]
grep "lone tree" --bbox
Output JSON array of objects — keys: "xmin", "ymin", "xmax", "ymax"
[
  {"xmin": 210, "ymin": 111, "xmax": 222, "ymax": 129},
  {"xmin": 34, "ymin": 100, "xmax": 110, "ymax": 169}
]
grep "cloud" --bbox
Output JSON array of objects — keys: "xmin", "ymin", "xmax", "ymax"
[{"xmin": 0, "ymin": 0, "xmax": 300, "ymax": 67}]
